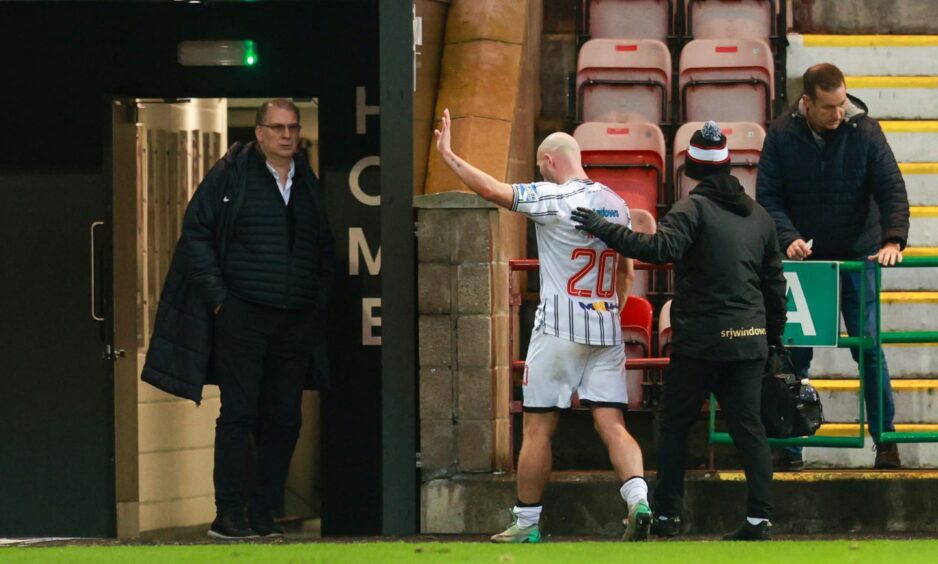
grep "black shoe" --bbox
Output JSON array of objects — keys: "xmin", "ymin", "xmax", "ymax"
[
  {"xmin": 249, "ymin": 513, "xmax": 285, "ymax": 538},
  {"xmin": 208, "ymin": 512, "xmax": 259, "ymax": 540},
  {"xmin": 723, "ymin": 520, "xmax": 771, "ymax": 541},
  {"xmin": 650, "ymin": 515, "xmax": 681, "ymax": 538},
  {"xmin": 874, "ymin": 443, "xmax": 901, "ymax": 469},
  {"xmin": 773, "ymin": 450, "xmax": 804, "ymax": 472}
]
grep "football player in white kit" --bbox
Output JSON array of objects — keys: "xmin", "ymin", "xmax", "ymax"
[{"xmin": 434, "ymin": 109, "xmax": 651, "ymax": 543}]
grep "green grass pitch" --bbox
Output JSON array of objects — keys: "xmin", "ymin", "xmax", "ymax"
[{"xmin": 4, "ymin": 540, "xmax": 938, "ymax": 563}]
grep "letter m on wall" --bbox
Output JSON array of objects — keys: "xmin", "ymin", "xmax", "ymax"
[{"xmin": 349, "ymin": 227, "xmax": 381, "ymax": 276}]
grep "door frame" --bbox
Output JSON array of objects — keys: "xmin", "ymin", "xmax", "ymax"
[
  {"xmin": 110, "ymin": 98, "xmax": 142, "ymax": 538},
  {"xmin": 105, "ymin": 1, "xmax": 417, "ymax": 536}
]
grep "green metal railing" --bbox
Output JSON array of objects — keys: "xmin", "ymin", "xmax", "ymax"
[{"xmin": 709, "ymin": 256, "xmax": 938, "ymax": 448}]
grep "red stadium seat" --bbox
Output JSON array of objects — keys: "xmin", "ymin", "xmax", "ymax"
[
  {"xmin": 686, "ymin": 0, "xmax": 777, "ymax": 42},
  {"xmin": 679, "ymin": 39, "xmax": 774, "ymax": 123},
  {"xmin": 658, "ymin": 299, "xmax": 673, "ymax": 356},
  {"xmin": 574, "ymin": 121, "xmax": 666, "ymax": 219},
  {"xmin": 628, "ymin": 208, "xmax": 656, "ymax": 298},
  {"xmin": 621, "ymin": 295, "xmax": 654, "ymax": 408},
  {"xmin": 580, "ymin": 0, "xmax": 673, "ymax": 42},
  {"xmin": 672, "ymin": 121, "xmax": 766, "ymax": 199},
  {"xmin": 576, "ymin": 39, "xmax": 672, "ymax": 124},
  {"xmin": 621, "ymin": 295, "xmax": 653, "ymax": 356}
]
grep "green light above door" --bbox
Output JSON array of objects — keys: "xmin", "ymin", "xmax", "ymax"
[{"xmin": 178, "ymin": 40, "xmax": 259, "ymax": 67}]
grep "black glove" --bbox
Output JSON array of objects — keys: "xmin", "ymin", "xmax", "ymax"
[
  {"xmin": 571, "ymin": 207, "xmax": 613, "ymax": 238},
  {"xmin": 766, "ymin": 335, "xmax": 786, "ymax": 377},
  {"xmin": 768, "ymin": 333, "xmax": 785, "ymax": 350},
  {"xmin": 764, "ymin": 348, "xmax": 782, "ymax": 378}
]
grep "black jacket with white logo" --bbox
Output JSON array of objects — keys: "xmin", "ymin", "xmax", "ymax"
[
  {"xmin": 141, "ymin": 142, "xmax": 334, "ymax": 403},
  {"xmin": 593, "ymin": 174, "xmax": 787, "ymax": 360}
]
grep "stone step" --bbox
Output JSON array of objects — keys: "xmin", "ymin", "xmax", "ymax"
[
  {"xmin": 881, "ymin": 291, "xmax": 938, "ymax": 332},
  {"xmin": 786, "ymin": 34, "xmax": 938, "ymax": 119},
  {"xmin": 794, "ymin": 0, "xmax": 938, "ymax": 35},
  {"xmin": 844, "ymin": 76, "xmax": 938, "ymax": 120},
  {"xmin": 909, "ymin": 207, "xmax": 938, "ymax": 245},
  {"xmin": 789, "ymin": 291, "xmax": 938, "ymax": 379},
  {"xmin": 899, "ymin": 163, "xmax": 938, "ymax": 207},
  {"xmin": 883, "ymin": 247, "xmax": 938, "ymax": 291},
  {"xmin": 812, "ymin": 380, "xmax": 938, "ymax": 423},
  {"xmin": 824, "ymin": 291, "xmax": 938, "ymax": 333},
  {"xmin": 883, "ymin": 122, "xmax": 938, "ymax": 163},
  {"xmin": 882, "ymin": 249, "xmax": 938, "ymax": 290},
  {"xmin": 809, "ymin": 343, "xmax": 938, "ymax": 378},
  {"xmin": 788, "ymin": 34, "xmax": 938, "ymax": 76},
  {"xmin": 802, "ymin": 429, "xmax": 938, "ymax": 470},
  {"xmin": 422, "ymin": 470, "xmax": 938, "ymax": 535}
]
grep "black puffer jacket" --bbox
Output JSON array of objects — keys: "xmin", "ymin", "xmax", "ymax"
[
  {"xmin": 756, "ymin": 95, "xmax": 909, "ymax": 259},
  {"xmin": 141, "ymin": 142, "xmax": 334, "ymax": 403},
  {"xmin": 592, "ymin": 174, "xmax": 787, "ymax": 361}
]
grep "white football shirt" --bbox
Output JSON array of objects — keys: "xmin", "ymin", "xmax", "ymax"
[{"xmin": 511, "ymin": 178, "xmax": 632, "ymax": 346}]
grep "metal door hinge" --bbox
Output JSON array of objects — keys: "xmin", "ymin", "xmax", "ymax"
[{"xmin": 104, "ymin": 345, "xmax": 126, "ymax": 361}]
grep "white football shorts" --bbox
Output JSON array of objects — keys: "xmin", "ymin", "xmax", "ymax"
[{"xmin": 522, "ymin": 328, "xmax": 628, "ymax": 411}]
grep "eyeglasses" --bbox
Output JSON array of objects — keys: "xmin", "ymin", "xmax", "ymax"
[{"xmin": 259, "ymin": 123, "xmax": 301, "ymax": 135}]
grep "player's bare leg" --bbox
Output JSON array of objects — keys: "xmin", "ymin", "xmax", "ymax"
[
  {"xmin": 491, "ymin": 411, "xmax": 559, "ymax": 543},
  {"xmin": 593, "ymin": 407, "xmax": 651, "ymax": 541},
  {"xmin": 517, "ymin": 411, "xmax": 560, "ymax": 502}
]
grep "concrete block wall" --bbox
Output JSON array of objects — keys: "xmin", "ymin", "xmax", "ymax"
[
  {"xmin": 793, "ymin": 0, "xmax": 938, "ymax": 34},
  {"xmin": 417, "ymin": 0, "xmax": 539, "ymax": 532},
  {"xmin": 538, "ymin": 0, "xmax": 576, "ymax": 135},
  {"xmin": 416, "ymin": 194, "xmax": 526, "ymax": 480}
]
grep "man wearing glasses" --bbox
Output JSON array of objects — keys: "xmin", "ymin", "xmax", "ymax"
[{"xmin": 142, "ymin": 99, "xmax": 334, "ymax": 539}]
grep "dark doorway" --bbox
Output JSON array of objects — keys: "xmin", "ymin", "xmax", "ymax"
[
  {"xmin": 0, "ymin": 173, "xmax": 115, "ymax": 536},
  {"xmin": 0, "ymin": 0, "xmax": 415, "ymax": 537}
]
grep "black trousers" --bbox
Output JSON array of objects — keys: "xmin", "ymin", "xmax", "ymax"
[
  {"xmin": 653, "ymin": 354, "xmax": 773, "ymax": 520},
  {"xmin": 213, "ymin": 295, "xmax": 314, "ymax": 516}
]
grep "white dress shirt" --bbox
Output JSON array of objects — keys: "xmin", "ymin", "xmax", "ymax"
[{"xmin": 265, "ymin": 159, "xmax": 296, "ymax": 205}]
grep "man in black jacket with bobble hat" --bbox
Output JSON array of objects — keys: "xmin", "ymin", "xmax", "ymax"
[{"xmin": 573, "ymin": 122, "xmax": 787, "ymax": 541}]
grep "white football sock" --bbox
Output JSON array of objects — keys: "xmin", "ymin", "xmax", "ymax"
[
  {"xmin": 620, "ymin": 477, "xmax": 649, "ymax": 508},
  {"xmin": 513, "ymin": 505, "xmax": 542, "ymax": 529}
]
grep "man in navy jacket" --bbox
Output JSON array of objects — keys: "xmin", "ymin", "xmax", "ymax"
[{"xmin": 756, "ymin": 63, "xmax": 909, "ymax": 470}]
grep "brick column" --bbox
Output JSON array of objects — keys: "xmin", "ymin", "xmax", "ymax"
[
  {"xmin": 424, "ymin": 0, "xmax": 530, "ymax": 196},
  {"xmin": 415, "ymin": 193, "xmax": 525, "ymax": 478},
  {"xmin": 415, "ymin": 0, "xmax": 542, "ymax": 532}
]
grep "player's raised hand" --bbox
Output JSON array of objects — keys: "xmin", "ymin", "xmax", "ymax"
[
  {"xmin": 434, "ymin": 108, "xmax": 453, "ymax": 158},
  {"xmin": 571, "ymin": 207, "xmax": 610, "ymax": 236}
]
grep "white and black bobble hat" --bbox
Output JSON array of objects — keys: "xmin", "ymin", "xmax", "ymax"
[{"xmin": 685, "ymin": 121, "xmax": 731, "ymax": 181}]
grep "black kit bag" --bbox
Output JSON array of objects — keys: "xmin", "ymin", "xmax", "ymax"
[{"xmin": 761, "ymin": 348, "xmax": 824, "ymax": 438}]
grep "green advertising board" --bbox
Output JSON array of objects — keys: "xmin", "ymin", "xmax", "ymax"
[{"xmin": 782, "ymin": 261, "xmax": 841, "ymax": 347}]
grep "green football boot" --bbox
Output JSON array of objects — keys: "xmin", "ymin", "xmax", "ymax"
[
  {"xmin": 490, "ymin": 511, "xmax": 542, "ymax": 544},
  {"xmin": 622, "ymin": 500, "xmax": 652, "ymax": 541}
]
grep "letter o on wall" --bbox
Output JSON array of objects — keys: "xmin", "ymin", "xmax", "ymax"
[{"xmin": 349, "ymin": 155, "xmax": 380, "ymax": 206}]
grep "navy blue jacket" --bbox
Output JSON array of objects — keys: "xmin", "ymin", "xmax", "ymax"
[
  {"xmin": 141, "ymin": 142, "xmax": 334, "ymax": 403},
  {"xmin": 756, "ymin": 95, "xmax": 909, "ymax": 260}
]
